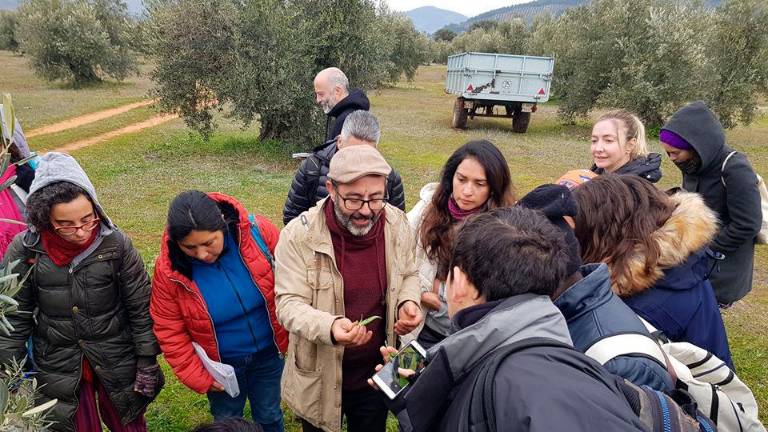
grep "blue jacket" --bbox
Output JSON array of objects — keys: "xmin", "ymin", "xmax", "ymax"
[
  {"xmin": 554, "ymin": 264, "xmax": 674, "ymax": 392},
  {"xmin": 192, "ymin": 231, "xmax": 274, "ymax": 359},
  {"xmin": 624, "ymin": 251, "xmax": 734, "ymax": 370},
  {"xmin": 609, "ymin": 191, "xmax": 734, "ymax": 370}
]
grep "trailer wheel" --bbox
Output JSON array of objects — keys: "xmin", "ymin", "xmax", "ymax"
[
  {"xmin": 512, "ymin": 111, "xmax": 531, "ymax": 133},
  {"xmin": 452, "ymin": 98, "xmax": 468, "ymax": 129}
]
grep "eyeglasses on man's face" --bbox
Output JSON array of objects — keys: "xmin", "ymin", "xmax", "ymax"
[{"xmin": 337, "ymin": 195, "xmax": 388, "ymax": 211}]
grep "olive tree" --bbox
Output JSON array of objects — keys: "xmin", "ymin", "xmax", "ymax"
[
  {"xmin": 147, "ymin": 0, "xmax": 424, "ymax": 148},
  {"xmin": 377, "ymin": 12, "xmax": 431, "ymax": 81},
  {"xmin": 530, "ymin": 0, "xmax": 767, "ymax": 128},
  {"xmin": 433, "ymin": 28, "xmax": 456, "ymax": 42},
  {"xmin": 595, "ymin": 1, "xmax": 710, "ymax": 126},
  {"xmin": 0, "ymin": 11, "xmax": 20, "ymax": 53},
  {"xmin": 703, "ymin": 0, "xmax": 768, "ymax": 128},
  {"xmin": 530, "ymin": 0, "xmax": 709, "ymax": 126},
  {"xmin": 17, "ymin": 0, "xmax": 137, "ymax": 84},
  {"xmin": 451, "ymin": 19, "xmax": 530, "ymax": 56}
]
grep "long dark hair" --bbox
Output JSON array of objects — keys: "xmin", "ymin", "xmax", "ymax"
[
  {"xmin": 419, "ymin": 140, "xmax": 515, "ymax": 280},
  {"xmin": 572, "ymin": 175, "xmax": 673, "ymax": 294},
  {"xmin": 166, "ymin": 190, "xmax": 231, "ymax": 277}
]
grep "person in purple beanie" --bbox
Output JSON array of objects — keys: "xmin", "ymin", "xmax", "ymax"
[{"xmin": 660, "ymin": 101, "xmax": 762, "ymax": 306}]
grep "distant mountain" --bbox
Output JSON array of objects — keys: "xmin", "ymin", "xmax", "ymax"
[
  {"xmin": 404, "ymin": 6, "xmax": 467, "ymax": 34},
  {"xmin": 0, "ymin": 0, "xmax": 145, "ymax": 15},
  {"xmin": 444, "ymin": 0, "xmax": 722, "ymax": 32},
  {"xmin": 444, "ymin": 0, "xmax": 583, "ymax": 32}
]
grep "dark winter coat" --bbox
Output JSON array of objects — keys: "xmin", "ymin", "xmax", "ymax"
[
  {"xmin": 662, "ymin": 101, "xmax": 762, "ymax": 304},
  {"xmin": 590, "ymin": 153, "xmax": 663, "ymax": 183},
  {"xmin": 324, "ymin": 89, "xmax": 370, "ymax": 142},
  {"xmin": 607, "ymin": 191, "xmax": 733, "ymax": 369},
  {"xmin": 554, "ymin": 263, "xmax": 674, "ymax": 392},
  {"xmin": 0, "ymin": 227, "xmax": 160, "ymax": 431},
  {"xmin": 282, "ymin": 143, "xmax": 406, "ymax": 225},
  {"xmin": 391, "ymin": 295, "xmax": 646, "ymax": 432},
  {"xmin": 283, "ymin": 88, "xmax": 406, "ymax": 224}
]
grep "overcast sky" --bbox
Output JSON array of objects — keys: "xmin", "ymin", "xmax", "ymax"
[{"xmin": 384, "ymin": 1, "xmax": 525, "ymax": 17}]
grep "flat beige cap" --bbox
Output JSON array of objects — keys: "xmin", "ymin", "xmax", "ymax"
[{"xmin": 328, "ymin": 145, "xmax": 391, "ymax": 183}]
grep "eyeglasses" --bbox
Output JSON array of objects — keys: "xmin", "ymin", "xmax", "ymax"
[
  {"xmin": 54, "ymin": 218, "xmax": 100, "ymax": 236},
  {"xmin": 338, "ymin": 195, "xmax": 388, "ymax": 211}
]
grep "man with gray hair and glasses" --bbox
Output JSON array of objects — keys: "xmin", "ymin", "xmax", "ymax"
[
  {"xmin": 276, "ymin": 145, "xmax": 421, "ymax": 432},
  {"xmin": 283, "ymin": 109, "xmax": 406, "ymax": 225}
]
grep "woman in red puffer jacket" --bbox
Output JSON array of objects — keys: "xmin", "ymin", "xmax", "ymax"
[{"xmin": 151, "ymin": 190, "xmax": 288, "ymax": 432}]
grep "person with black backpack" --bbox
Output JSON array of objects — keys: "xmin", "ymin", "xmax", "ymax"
[
  {"xmin": 283, "ymin": 68, "xmax": 406, "ymax": 225},
  {"xmin": 660, "ymin": 101, "xmax": 762, "ymax": 307},
  {"xmin": 369, "ymin": 207, "xmax": 647, "ymax": 432}
]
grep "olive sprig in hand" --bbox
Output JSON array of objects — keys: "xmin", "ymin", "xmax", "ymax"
[{"xmin": 355, "ymin": 315, "xmax": 381, "ymax": 326}]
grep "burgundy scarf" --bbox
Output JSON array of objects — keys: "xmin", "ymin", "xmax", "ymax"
[
  {"xmin": 448, "ymin": 197, "xmax": 484, "ymax": 221},
  {"xmin": 324, "ymin": 200, "xmax": 388, "ymax": 391}
]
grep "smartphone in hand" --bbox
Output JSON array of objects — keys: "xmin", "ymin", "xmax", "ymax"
[{"xmin": 371, "ymin": 340, "xmax": 427, "ymax": 400}]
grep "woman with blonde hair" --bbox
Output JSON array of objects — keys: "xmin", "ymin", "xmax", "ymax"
[{"xmin": 589, "ymin": 110, "xmax": 662, "ymax": 183}]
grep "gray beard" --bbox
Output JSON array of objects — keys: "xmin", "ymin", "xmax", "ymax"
[
  {"xmin": 320, "ymin": 95, "xmax": 338, "ymax": 114},
  {"xmin": 333, "ymin": 199, "xmax": 377, "ymax": 236}
]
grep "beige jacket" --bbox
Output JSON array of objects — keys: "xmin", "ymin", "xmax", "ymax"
[{"xmin": 275, "ymin": 198, "xmax": 421, "ymax": 432}]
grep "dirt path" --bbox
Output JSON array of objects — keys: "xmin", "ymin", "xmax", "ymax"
[
  {"xmin": 51, "ymin": 113, "xmax": 179, "ymax": 154},
  {"xmin": 27, "ymin": 100, "xmax": 156, "ymax": 138}
]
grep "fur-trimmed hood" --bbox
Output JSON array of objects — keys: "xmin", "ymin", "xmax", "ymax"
[{"xmin": 611, "ymin": 191, "xmax": 718, "ymax": 297}]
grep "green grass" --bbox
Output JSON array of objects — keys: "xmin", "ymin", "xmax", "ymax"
[
  {"xmin": 4, "ymin": 60, "xmax": 767, "ymax": 429},
  {"xmin": 0, "ymin": 50, "xmax": 155, "ymax": 128}
]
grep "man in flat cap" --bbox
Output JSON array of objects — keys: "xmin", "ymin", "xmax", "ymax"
[{"xmin": 275, "ymin": 145, "xmax": 422, "ymax": 432}]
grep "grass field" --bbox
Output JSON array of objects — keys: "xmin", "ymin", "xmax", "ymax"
[
  {"xmin": 2, "ymin": 53, "xmax": 767, "ymax": 430},
  {"xmin": 0, "ymin": 51, "xmax": 156, "ymax": 129}
]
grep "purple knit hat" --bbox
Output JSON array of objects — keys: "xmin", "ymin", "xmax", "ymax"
[{"xmin": 659, "ymin": 129, "xmax": 692, "ymax": 150}]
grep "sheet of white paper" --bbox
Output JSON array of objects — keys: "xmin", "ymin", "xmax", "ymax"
[{"xmin": 192, "ymin": 342, "xmax": 240, "ymax": 398}]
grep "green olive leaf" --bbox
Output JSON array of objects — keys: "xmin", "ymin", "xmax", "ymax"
[{"xmin": 357, "ymin": 315, "xmax": 382, "ymax": 326}]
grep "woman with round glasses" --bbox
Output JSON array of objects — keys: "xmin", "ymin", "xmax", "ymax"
[
  {"xmin": 0, "ymin": 152, "xmax": 163, "ymax": 432},
  {"xmin": 151, "ymin": 190, "xmax": 287, "ymax": 431},
  {"xmin": 407, "ymin": 140, "xmax": 516, "ymax": 348}
]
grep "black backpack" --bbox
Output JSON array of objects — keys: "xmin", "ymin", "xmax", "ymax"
[
  {"xmin": 303, "ymin": 151, "xmax": 327, "ymax": 203},
  {"xmin": 466, "ymin": 337, "xmax": 716, "ymax": 432}
]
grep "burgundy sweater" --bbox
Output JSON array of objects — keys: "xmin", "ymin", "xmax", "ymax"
[{"xmin": 324, "ymin": 201, "xmax": 388, "ymax": 391}]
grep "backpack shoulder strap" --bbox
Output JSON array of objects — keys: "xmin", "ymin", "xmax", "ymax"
[
  {"xmin": 584, "ymin": 332, "xmax": 668, "ymax": 368},
  {"xmin": 305, "ymin": 153, "xmax": 322, "ymax": 176},
  {"xmin": 721, "ymin": 151, "xmax": 738, "ymax": 187},
  {"xmin": 468, "ymin": 338, "xmax": 574, "ymax": 432},
  {"xmin": 303, "ymin": 154, "xmax": 323, "ymax": 201},
  {"xmin": 247, "ymin": 214, "xmax": 274, "ymax": 270}
]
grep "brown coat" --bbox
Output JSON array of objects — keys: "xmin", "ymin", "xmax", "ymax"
[{"xmin": 274, "ymin": 198, "xmax": 421, "ymax": 432}]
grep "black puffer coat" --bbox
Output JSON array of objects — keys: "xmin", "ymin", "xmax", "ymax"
[
  {"xmin": 591, "ymin": 153, "xmax": 663, "ymax": 183},
  {"xmin": 0, "ymin": 227, "xmax": 160, "ymax": 431},
  {"xmin": 282, "ymin": 142, "xmax": 406, "ymax": 225},
  {"xmin": 662, "ymin": 101, "xmax": 762, "ymax": 304}
]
